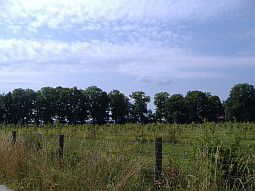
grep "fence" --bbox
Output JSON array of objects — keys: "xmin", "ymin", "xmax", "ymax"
[
  {"xmin": 10, "ymin": 131, "xmax": 165, "ymax": 182},
  {"xmin": 1, "ymin": 124, "xmax": 255, "ymax": 190}
]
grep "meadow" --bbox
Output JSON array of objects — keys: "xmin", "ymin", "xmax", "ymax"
[{"xmin": 0, "ymin": 122, "xmax": 254, "ymax": 191}]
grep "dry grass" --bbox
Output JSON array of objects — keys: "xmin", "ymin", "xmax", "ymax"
[
  {"xmin": 0, "ymin": 123, "xmax": 254, "ymax": 191},
  {"xmin": 0, "ymin": 133, "xmax": 154, "ymax": 190}
]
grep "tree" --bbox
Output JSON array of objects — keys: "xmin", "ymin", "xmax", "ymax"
[
  {"xmin": 185, "ymin": 91, "xmax": 209, "ymax": 123},
  {"xmin": 85, "ymin": 86, "xmax": 110, "ymax": 125},
  {"xmin": 55, "ymin": 86, "xmax": 67, "ymax": 123},
  {"xmin": 36, "ymin": 87, "xmax": 58, "ymax": 124},
  {"xmin": 69, "ymin": 87, "xmax": 88, "ymax": 124},
  {"xmin": 144, "ymin": 109, "xmax": 156, "ymax": 123},
  {"xmin": 52, "ymin": 86, "xmax": 88, "ymax": 124},
  {"xmin": 0, "ymin": 92, "xmax": 14, "ymax": 124},
  {"xmin": 11, "ymin": 88, "xmax": 36, "ymax": 125},
  {"xmin": 165, "ymin": 94, "xmax": 187, "ymax": 123},
  {"xmin": 207, "ymin": 94, "xmax": 224, "ymax": 122},
  {"xmin": 224, "ymin": 83, "xmax": 255, "ymax": 122},
  {"xmin": 154, "ymin": 92, "xmax": 170, "ymax": 123},
  {"xmin": 0, "ymin": 94, "xmax": 5, "ymax": 123},
  {"xmin": 129, "ymin": 91, "xmax": 150, "ymax": 124},
  {"xmin": 108, "ymin": 90, "xmax": 130, "ymax": 124},
  {"xmin": 0, "ymin": 89, "xmax": 37, "ymax": 125}
]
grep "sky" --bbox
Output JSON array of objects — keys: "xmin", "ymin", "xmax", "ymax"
[{"xmin": 0, "ymin": 0, "xmax": 255, "ymax": 107}]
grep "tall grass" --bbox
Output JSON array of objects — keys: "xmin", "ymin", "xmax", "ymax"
[
  {"xmin": 0, "ymin": 133, "xmax": 154, "ymax": 190},
  {"xmin": 0, "ymin": 122, "xmax": 254, "ymax": 190}
]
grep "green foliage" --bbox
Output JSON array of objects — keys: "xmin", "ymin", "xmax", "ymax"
[
  {"xmin": 165, "ymin": 94, "xmax": 187, "ymax": 123},
  {"xmin": 0, "ymin": 83, "xmax": 254, "ymax": 125},
  {"xmin": 165, "ymin": 92, "xmax": 223, "ymax": 123},
  {"xmin": 225, "ymin": 83, "xmax": 255, "ymax": 122},
  {"xmin": 0, "ymin": 89, "xmax": 36, "ymax": 125},
  {"xmin": 37, "ymin": 87, "xmax": 58, "ymax": 124},
  {"xmin": 154, "ymin": 92, "xmax": 170, "ymax": 123},
  {"xmin": 185, "ymin": 91, "xmax": 210, "ymax": 123},
  {"xmin": 108, "ymin": 90, "xmax": 130, "ymax": 124},
  {"xmin": 129, "ymin": 91, "xmax": 150, "ymax": 124},
  {"xmin": 85, "ymin": 86, "xmax": 110, "ymax": 125}
]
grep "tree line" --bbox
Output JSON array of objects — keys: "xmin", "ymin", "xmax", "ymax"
[{"xmin": 0, "ymin": 83, "xmax": 254, "ymax": 125}]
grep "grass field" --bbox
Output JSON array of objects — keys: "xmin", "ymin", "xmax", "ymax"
[{"xmin": 0, "ymin": 122, "xmax": 254, "ymax": 190}]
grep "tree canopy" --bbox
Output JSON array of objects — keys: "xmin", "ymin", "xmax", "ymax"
[
  {"xmin": 154, "ymin": 92, "xmax": 169, "ymax": 123},
  {"xmin": 165, "ymin": 94, "xmax": 187, "ymax": 124},
  {"xmin": 85, "ymin": 86, "xmax": 109, "ymax": 125},
  {"xmin": 129, "ymin": 91, "xmax": 150, "ymax": 124},
  {"xmin": 108, "ymin": 90, "xmax": 130, "ymax": 124},
  {"xmin": 0, "ymin": 83, "xmax": 254, "ymax": 125},
  {"xmin": 224, "ymin": 83, "xmax": 255, "ymax": 122}
]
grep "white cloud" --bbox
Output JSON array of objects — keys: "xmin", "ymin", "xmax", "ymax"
[
  {"xmin": 0, "ymin": 0, "xmax": 254, "ymax": 97},
  {"xmin": 0, "ymin": 39, "xmax": 254, "ymax": 86},
  {"xmin": 139, "ymin": 76, "xmax": 173, "ymax": 85},
  {"xmin": 0, "ymin": 0, "xmax": 244, "ymax": 32}
]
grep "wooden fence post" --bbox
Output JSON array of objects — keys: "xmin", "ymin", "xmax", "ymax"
[
  {"xmin": 155, "ymin": 137, "xmax": 163, "ymax": 181},
  {"xmin": 12, "ymin": 131, "xmax": 17, "ymax": 145},
  {"xmin": 59, "ymin": 134, "xmax": 64, "ymax": 159}
]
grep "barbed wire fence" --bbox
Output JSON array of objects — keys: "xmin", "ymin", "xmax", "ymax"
[{"xmin": 4, "ymin": 128, "xmax": 254, "ymax": 190}]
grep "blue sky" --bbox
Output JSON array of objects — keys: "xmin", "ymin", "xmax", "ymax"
[{"xmin": 0, "ymin": 0, "xmax": 255, "ymax": 107}]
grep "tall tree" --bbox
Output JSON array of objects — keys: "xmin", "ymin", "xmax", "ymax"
[
  {"xmin": 55, "ymin": 86, "xmax": 67, "ymax": 123},
  {"xmin": 36, "ymin": 87, "xmax": 58, "ymax": 124},
  {"xmin": 0, "ymin": 92, "xmax": 14, "ymax": 124},
  {"xmin": 154, "ymin": 92, "xmax": 169, "ymax": 123},
  {"xmin": 225, "ymin": 83, "xmax": 255, "ymax": 122},
  {"xmin": 85, "ymin": 86, "xmax": 110, "ymax": 125},
  {"xmin": 70, "ymin": 87, "xmax": 89, "ymax": 124},
  {"xmin": 129, "ymin": 91, "xmax": 150, "ymax": 124},
  {"xmin": 11, "ymin": 88, "xmax": 36, "ymax": 125},
  {"xmin": 207, "ymin": 94, "xmax": 224, "ymax": 122},
  {"xmin": 108, "ymin": 90, "xmax": 130, "ymax": 124},
  {"xmin": 62, "ymin": 87, "xmax": 88, "ymax": 124},
  {"xmin": 165, "ymin": 94, "xmax": 187, "ymax": 123},
  {"xmin": 185, "ymin": 91, "xmax": 209, "ymax": 123},
  {"xmin": 0, "ymin": 94, "xmax": 5, "ymax": 123}
]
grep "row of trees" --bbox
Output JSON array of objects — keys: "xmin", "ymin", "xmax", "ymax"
[
  {"xmin": 0, "ymin": 83, "xmax": 254, "ymax": 125},
  {"xmin": 0, "ymin": 86, "xmax": 149, "ymax": 125},
  {"xmin": 154, "ymin": 91, "xmax": 224, "ymax": 123}
]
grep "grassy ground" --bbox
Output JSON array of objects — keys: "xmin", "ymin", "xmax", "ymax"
[{"xmin": 0, "ymin": 122, "xmax": 254, "ymax": 190}]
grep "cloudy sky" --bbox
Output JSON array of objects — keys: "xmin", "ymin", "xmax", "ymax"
[{"xmin": 0, "ymin": 0, "xmax": 255, "ymax": 105}]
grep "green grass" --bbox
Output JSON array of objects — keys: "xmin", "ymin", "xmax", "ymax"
[{"xmin": 0, "ymin": 122, "xmax": 254, "ymax": 190}]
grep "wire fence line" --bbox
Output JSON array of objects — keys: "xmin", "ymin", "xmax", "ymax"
[
  {"xmin": 0, "ymin": 123, "xmax": 254, "ymax": 190},
  {"xmin": 7, "ymin": 130, "xmax": 255, "ymax": 152},
  {"xmin": 4, "ymin": 130, "xmax": 254, "ymax": 183}
]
